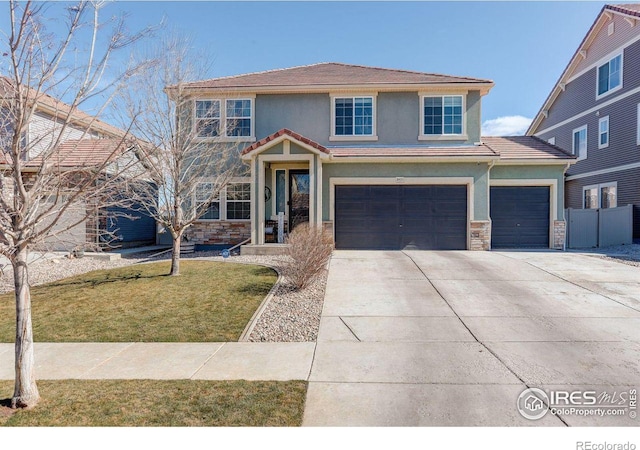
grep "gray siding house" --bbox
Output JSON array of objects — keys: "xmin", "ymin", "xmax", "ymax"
[
  {"xmin": 179, "ymin": 63, "xmax": 575, "ymax": 251},
  {"xmin": 527, "ymin": 4, "xmax": 640, "ymax": 239},
  {"xmin": 0, "ymin": 77, "xmax": 156, "ymax": 250}
]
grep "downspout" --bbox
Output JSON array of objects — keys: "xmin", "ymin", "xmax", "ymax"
[
  {"xmin": 486, "ymin": 159, "xmax": 496, "ymax": 251},
  {"xmin": 561, "ymin": 162, "xmax": 571, "ymax": 252}
]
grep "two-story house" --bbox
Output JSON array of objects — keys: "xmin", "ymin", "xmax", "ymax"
[
  {"xmin": 180, "ymin": 62, "xmax": 574, "ymax": 252},
  {"xmin": 527, "ymin": 4, "xmax": 640, "ymax": 240},
  {"xmin": 0, "ymin": 76, "xmax": 156, "ymax": 250}
]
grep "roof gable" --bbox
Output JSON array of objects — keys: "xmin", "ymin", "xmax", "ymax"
[{"xmin": 527, "ymin": 4, "xmax": 640, "ymax": 135}]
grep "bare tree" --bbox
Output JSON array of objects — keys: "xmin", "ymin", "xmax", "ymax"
[
  {"xmin": 124, "ymin": 36, "xmax": 243, "ymax": 276},
  {"xmin": 0, "ymin": 1, "xmax": 151, "ymax": 408}
]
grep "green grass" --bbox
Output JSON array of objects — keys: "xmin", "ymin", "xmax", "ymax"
[
  {"xmin": 0, "ymin": 379, "xmax": 307, "ymax": 426},
  {"xmin": 0, "ymin": 261, "xmax": 277, "ymax": 342}
]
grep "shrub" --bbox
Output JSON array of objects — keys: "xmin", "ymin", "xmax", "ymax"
[{"xmin": 284, "ymin": 223, "xmax": 334, "ymax": 290}]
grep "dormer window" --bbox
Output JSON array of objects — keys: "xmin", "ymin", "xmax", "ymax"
[
  {"xmin": 330, "ymin": 95, "xmax": 377, "ymax": 141},
  {"xmin": 597, "ymin": 54, "xmax": 622, "ymax": 97}
]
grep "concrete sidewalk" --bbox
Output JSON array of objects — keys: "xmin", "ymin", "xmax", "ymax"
[{"xmin": 0, "ymin": 342, "xmax": 315, "ymax": 381}]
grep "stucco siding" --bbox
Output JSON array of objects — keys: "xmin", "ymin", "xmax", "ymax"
[
  {"xmin": 321, "ymin": 162, "xmax": 490, "ymax": 221},
  {"xmin": 255, "ymin": 91, "xmax": 481, "ymax": 146},
  {"xmin": 537, "ymin": 38, "xmax": 640, "ymax": 133},
  {"xmin": 490, "ymin": 165, "xmax": 567, "ymax": 220}
]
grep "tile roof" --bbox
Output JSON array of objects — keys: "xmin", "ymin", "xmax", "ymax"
[
  {"xmin": 0, "ymin": 76, "xmax": 131, "ymax": 139},
  {"xmin": 482, "ymin": 136, "xmax": 575, "ymax": 160},
  {"xmin": 21, "ymin": 138, "xmax": 131, "ymax": 168},
  {"xmin": 179, "ymin": 63, "xmax": 493, "ymax": 90},
  {"xmin": 329, "ymin": 146, "xmax": 499, "ymax": 158},
  {"xmin": 243, "ymin": 130, "xmax": 575, "ymax": 161},
  {"xmin": 242, "ymin": 128, "xmax": 329, "ymax": 155}
]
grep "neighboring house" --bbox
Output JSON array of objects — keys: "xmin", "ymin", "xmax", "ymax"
[
  {"xmin": 527, "ymin": 4, "xmax": 640, "ymax": 239},
  {"xmin": 0, "ymin": 77, "xmax": 156, "ymax": 251},
  {"xmin": 179, "ymin": 62, "xmax": 575, "ymax": 252}
]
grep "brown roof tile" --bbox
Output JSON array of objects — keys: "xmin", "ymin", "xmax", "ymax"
[
  {"xmin": 242, "ymin": 128, "xmax": 329, "ymax": 155},
  {"xmin": 180, "ymin": 63, "xmax": 493, "ymax": 90},
  {"xmin": 24, "ymin": 138, "xmax": 131, "ymax": 168},
  {"xmin": 482, "ymin": 136, "xmax": 575, "ymax": 160},
  {"xmin": 329, "ymin": 146, "xmax": 498, "ymax": 158}
]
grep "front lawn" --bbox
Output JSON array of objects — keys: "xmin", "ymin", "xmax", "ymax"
[
  {"xmin": 0, "ymin": 379, "xmax": 306, "ymax": 426},
  {"xmin": 0, "ymin": 261, "xmax": 277, "ymax": 342}
]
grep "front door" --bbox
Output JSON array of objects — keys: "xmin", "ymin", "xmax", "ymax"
[{"xmin": 289, "ymin": 170, "xmax": 310, "ymax": 231}]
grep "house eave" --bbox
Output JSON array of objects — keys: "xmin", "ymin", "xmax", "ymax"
[
  {"xmin": 178, "ymin": 82, "xmax": 495, "ymax": 97},
  {"xmin": 327, "ymin": 155, "xmax": 499, "ymax": 163}
]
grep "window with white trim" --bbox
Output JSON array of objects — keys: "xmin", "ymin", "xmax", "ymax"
[
  {"xmin": 597, "ymin": 54, "xmax": 622, "ymax": 97},
  {"xmin": 195, "ymin": 182, "xmax": 220, "ymax": 220},
  {"xmin": 598, "ymin": 116, "xmax": 609, "ymax": 149},
  {"xmin": 422, "ymin": 95, "xmax": 463, "ymax": 136},
  {"xmin": 226, "ymin": 99, "xmax": 252, "ymax": 137},
  {"xmin": 195, "ymin": 100, "xmax": 221, "ymax": 138},
  {"xmin": 194, "ymin": 98, "xmax": 253, "ymax": 139},
  {"xmin": 226, "ymin": 182, "xmax": 251, "ymax": 220},
  {"xmin": 583, "ymin": 182, "xmax": 617, "ymax": 209},
  {"xmin": 572, "ymin": 125, "xmax": 588, "ymax": 160},
  {"xmin": 333, "ymin": 96, "xmax": 374, "ymax": 136}
]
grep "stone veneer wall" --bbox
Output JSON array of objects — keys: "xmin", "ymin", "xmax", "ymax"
[
  {"xmin": 553, "ymin": 220, "xmax": 566, "ymax": 250},
  {"xmin": 469, "ymin": 220, "xmax": 491, "ymax": 251},
  {"xmin": 187, "ymin": 221, "xmax": 251, "ymax": 246}
]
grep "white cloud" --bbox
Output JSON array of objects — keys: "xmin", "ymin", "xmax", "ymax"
[{"xmin": 481, "ymin": 115, "xmax": 533, "ymax": 137}]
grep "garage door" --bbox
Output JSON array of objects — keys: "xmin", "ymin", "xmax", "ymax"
[
  {"xmin": 335, "ymin": 185, "xmax": 467, "ymax": 250},
  {"xmin": 490, "ymin": 186, "xmax": 550, "ymax": 248}
]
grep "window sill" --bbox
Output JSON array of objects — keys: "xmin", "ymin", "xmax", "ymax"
[
  {"xmin": 418, "ymin": 134, "xmax": 468, "ymax": 141},
  {"xmin": 595, "ymin": 84, "xmax": 622, "ymax": 101},
  {"xmin": 329, "ymin": 135, "xmax": 378, "ymax": 142}
]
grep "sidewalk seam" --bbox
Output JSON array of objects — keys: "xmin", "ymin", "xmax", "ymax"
[{"xmin": 189, "ymin": 343, "xmax": 226, "ymax": 379}]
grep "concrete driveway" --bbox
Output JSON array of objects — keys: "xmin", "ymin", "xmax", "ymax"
[{"xmin": 303, "ymin": 250, "xmax": 640, "ymax": 426}]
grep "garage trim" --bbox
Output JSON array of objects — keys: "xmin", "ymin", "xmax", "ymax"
[
  {"xmin": 489, "ymin": 178, "xmax": 558, "ymax": 249},
  {"xmin": 329, "ymin": 177, "xmax": 475, "ymax": 249}
]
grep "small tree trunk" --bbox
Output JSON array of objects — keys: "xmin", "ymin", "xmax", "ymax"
[
  {"xmin": 170, "ymin": 231, "xmax": 182, "ymax": 276},
  {"xmin": 12, "ymin": 246, "xmax": 40, "ymax": 409}
]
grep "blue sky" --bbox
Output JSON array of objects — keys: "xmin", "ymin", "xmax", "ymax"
[{"xmin": 3, "ymin": 1, "xmax": 614, "ymax": 135}]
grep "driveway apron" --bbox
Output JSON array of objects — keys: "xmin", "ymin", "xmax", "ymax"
[{"xmin": 303, "ymin": 250, "xmax": 640, "ymax": 426}]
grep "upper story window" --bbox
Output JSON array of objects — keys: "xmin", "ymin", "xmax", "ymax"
[
  {"xmin": 598, "ymin": 116, "xmax": 609, "ymax": 149},
  {"xmin": 226, "ymin": 99, "xmax": 252, "ymax": 137},
  {"xmin": 420, "ymin": 95, "xmax": 464, "ymax": 139},
  {"xmin": 572, "ymin": 125, "xmax": 587, "ymax": 161},
  {"xmin": 597, "ymin": 54, "xmax": 622, "ymax": 97},
  {"xmin": 195, "ymin": 98, "xmax": 254, "ymax": 140},
  {"xmin": 331, "ymin": 96, "xmax": 375, "ymax": 140},
  {"xmin": 195, "ymin": 100, "xmax": 221, "ymax": 137}
]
